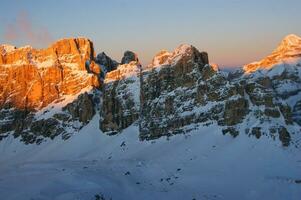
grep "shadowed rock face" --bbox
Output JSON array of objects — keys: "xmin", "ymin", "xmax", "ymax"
[
  {"xmin": 0, "ymin": 38, "xmax": 101, "ymax": 110},
  {"xmin": 96, "ymin": 52, "xmax": 119, "ymax": 72},
  {"xmin": 121, "ymin": 51, "xmax": 139, "ymax": 64},
  {"xmin": 63, "ymin": 92, "xmax": 95, "ymax": 124},
  {"xmin": 100, "ymin": 58, "xmax": 141, "ymax": 134},
  {"xmin": 0, "ymin": 90, "xmax": 98, "ymax": 144}
]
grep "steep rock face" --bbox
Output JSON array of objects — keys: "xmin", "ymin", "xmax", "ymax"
[
  {"xmin": 121, "ymin": 51, "xmax": 139, "ymax": 64},
  {"xmin": 63, "ymin": 92, "xmax": 95, "ymax": 124},
  {"xmin": 139, "ymin": 45, "xmax": 260, "ymax": 140},
  {"xmin": 0, "ymin": 89, "xmax": 99, "ymax": 144},
  {"xmin": 99, "ymin": 42, "xmax": 298, "ymax": 146},
  {"xmin": 101, "ymin": 55, "xmax": 141, "ymax": 134},
  {"xmin": 0, "ymin": 38, "xmax": 101, "ymax": 110},
  {"xmin": 96, "ymin": 52, "xmax": 119, "ymax": 73},
  {"xmin": 140, "ymin": 45, "xmax": 215, "ymax": 139},
  {"xmin": 0, "ymin": 38, "xmax": 102, "ymax": 144}
]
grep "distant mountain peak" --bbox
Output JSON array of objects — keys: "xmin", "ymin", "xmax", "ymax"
[
  {"xmin": 173, "ymin": 44, "xmax": 194, "ymax": 55},
  {"xmin": 274, "ymin": 33, "xmax": 301, "ymax": 53},
  {"xmin": 244, "ymin": 34, "xmax": 301, "ymax": 73},
  {"xmin": 280, "ymin": 34, "xmax": 301, "ymax": 45}
]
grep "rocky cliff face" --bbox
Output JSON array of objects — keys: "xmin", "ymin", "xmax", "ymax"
[
  {"xmin": 0, "ymin": 35, "xmax": 300, "ymax": 147},
  {"xmin": 140, "ymin": 44, "xmax": 213, "ymax": 139},
  {"xmin": 0, "ymin": 38, "xmax": 102, "ymax": 143},
  {"xmin": 101, "ymin": 51, "xmax": 141, "ymax": 134},
  {"xmin": 96, "ymin": 52, "xmax": 119, "ymax": 73},
  {"xmin": 0, "ymin": 38, "xmax": 101, "ymax": 110},
  {"xmin": 101, "ymin": 36, "xmax": 301, "ymax": 146},
  {"xmin": 138, "ymin": 44, "xmax": 296, "ymax": 145}
]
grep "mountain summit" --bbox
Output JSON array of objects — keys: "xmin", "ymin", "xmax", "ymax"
[
  {"xmin": 244, "ymin": 34, "xmax": 301, "ymax": 73},
  {"xmin": 0, "ymin": 38, "xmax": 101, "ymax": 110}
]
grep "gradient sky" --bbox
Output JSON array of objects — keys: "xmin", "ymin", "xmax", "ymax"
[{"xmin": 0, "ymin": 0, "xmax": 301, "ymax": 67}]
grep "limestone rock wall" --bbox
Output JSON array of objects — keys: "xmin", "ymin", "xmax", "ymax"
[
  {"xmin": 100, "ymin": 44, "xmax": 297, "ymax": 146},
  {"xmin": 0, "ymin": 38, "xmax": 101, "ymax": 110},
  {"xmin": 101, "ymin": 61, "xmax": 141, "ymax": 134}
]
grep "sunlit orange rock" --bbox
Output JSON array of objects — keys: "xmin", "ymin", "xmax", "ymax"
[
  {"xmin": 244, "ymin": 34, "xmax": 301, "ymax": 73},
  {"xmin": 0, "ymin": 38, "xmax": 101, "ymax": 110}
]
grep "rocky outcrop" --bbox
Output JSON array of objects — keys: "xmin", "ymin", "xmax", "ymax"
[
  {"xmin": 96, "ymin": 52, "xmax": 119, "ymax": 72},
  {"xmin": 0, "ymin": 38, "xmax": 102, "ymax": 144},
  {"xmin": 223, "ymin": 98, "xmax": 249, "ymax": 126},
  {"xmin": 121, "ymin": 51, "xmax": 139, "ymax": 64},
  {"xmin": 150, "ymin": 50, "xmax": 171, "ymax": 67},
  {"xmin": 0, "ymin": 108, "xmax": 63, "ymax": 144},
  {"xmin": 100, "ymin": 54, "xmax": 141, "ymax": 134},
  {"xmin": 0, "ymin": 89, "xmax": 98, "ymax": 144},
  {"xmin": 63, "ymin": 92, "xmax": 95, "ymax": 124},
  {"xmin": 140, "ymin": 44, "xmax": 213, "ymax": 139},
  {"xmin": 0, "ymin": 38, "xmax": 101, "ymax": 110}
]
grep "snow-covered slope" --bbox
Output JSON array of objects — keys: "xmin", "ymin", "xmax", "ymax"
[{"xmin": 0, "ymin": 114, "xmax": 300, "ymax": 200}]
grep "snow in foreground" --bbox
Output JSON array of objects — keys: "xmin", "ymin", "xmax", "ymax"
[{"xmin": 0, "ymin": 115, "xmax": 300, "ymax": 200}]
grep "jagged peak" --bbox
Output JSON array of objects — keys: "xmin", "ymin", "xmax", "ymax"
[
  {"xmin": 96, "ymin": 52, "xmax": 119, "ymax": 72},
  {"xmin": 280, "ymin": 34, "xmax": 301, "ymax": 45},
  {"xmin": 149, "ymin": 44, "xmax": 209, "ymax": 68},
  {"xmin": 244, "ymin": 34, "xmax": 301, "ymax": 74},
  {"xmin": 170, "ymin": 44, "xmax": 206, "ymax": 62},
  {"xmin": 121, "ymin": 50, "xmax": 139, "ymax": 65},
  {"xmin": 173, "ymin": 44, "xmax": 194, "ymax": 55},
  {"xmin": 150, "ymin": 50, "xmax": 172, "ymax": 67},
  {"xmin": 273, "ymin": 33, "xmax": 301, "ymax": 53}
]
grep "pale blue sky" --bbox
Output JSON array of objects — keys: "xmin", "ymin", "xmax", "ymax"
[{"xmin": 1, "ymin": 0, "xmax": 301, "ymax": 67}]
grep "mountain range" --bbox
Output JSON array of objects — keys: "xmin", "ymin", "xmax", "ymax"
[{"xmin": 0, "ymin": 34, "xmax": 301, "ymax": 200}]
